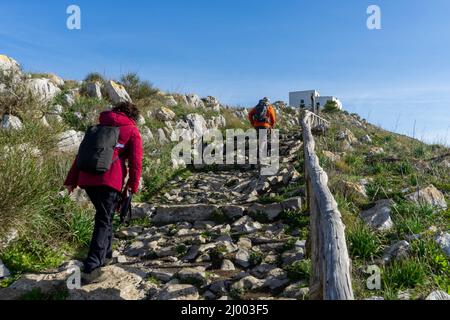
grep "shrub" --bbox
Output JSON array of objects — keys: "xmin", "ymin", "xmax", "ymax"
[
  {"xmin": 322, "ymin": 100, "xmax": 340, "ymax": 113},
  {"xmin": 120, "ymin": 73, "xmax": 158, "ymax": 101},
  {"xmin": 84, "ymin": 72, "xmax": 105, "ymax": 83}
]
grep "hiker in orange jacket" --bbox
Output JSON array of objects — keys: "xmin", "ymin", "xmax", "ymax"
[{"xmin": 248, "ymin": 97, "xmax": 277, "ymax": 130}]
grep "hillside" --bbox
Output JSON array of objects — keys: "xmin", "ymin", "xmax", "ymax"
[{"xmin": 0, "ymin": 55, "xmax": 448, "ymax": 300}]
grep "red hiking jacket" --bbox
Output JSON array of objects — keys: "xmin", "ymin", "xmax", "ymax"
[{"xmin": 64, "ymin": 111, "xmax": 143, "ymax": 194}]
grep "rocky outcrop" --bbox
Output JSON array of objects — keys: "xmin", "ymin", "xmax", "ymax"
[
  {"xmin": 104, "ymin": 80, "xmax": 132, "ymax": 104},
  {"xmin": 202, "ymin": 96, "xmax": 221, "ymax": 112},
  {"xmin": 185, "ymin": 94, "xmax": 205, "ymax": 109}
]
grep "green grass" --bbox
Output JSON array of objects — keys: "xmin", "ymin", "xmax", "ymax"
[
  {"xmin": 382, "ymin": 259, "xmax": 427, "ymax": 291},
  {"xmin": 347, "ymin": 223, "xmax": 383, "ymax": 260},
  {"xmin": 284, "ymin": 260, "xmax": 311, "ymax": 282}
]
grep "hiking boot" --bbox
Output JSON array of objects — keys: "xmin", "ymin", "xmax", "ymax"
[{"xmin": 81, "ymin": 268, "xmax": 103, "ymax": 286}]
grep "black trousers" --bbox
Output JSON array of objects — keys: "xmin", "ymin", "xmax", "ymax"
[{"xmin": 84, "ymin": 186, "xmax": 119, "ymax": 272}]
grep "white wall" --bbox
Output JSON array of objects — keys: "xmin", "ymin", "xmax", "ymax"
[
  {"xmin": 316, "ymin": 96, "xmax": 343, "ymax": 110},
  {"xmin": 289, "ymin": 90, "xmax": 320, "ymax": 109}
]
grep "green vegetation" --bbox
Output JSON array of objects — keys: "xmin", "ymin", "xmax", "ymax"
[{"xmin": 284, "ymin": 260, "xmax": 311, "ymax": 282}]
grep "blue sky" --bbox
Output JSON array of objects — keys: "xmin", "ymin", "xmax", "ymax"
[{"xmin": 1, "ymin": 0, "xmax": 449, "ymax": 145}]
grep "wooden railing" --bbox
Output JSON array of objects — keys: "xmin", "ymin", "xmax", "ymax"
[{"xmin": 301, "ymin": 110, "xmax": 354, "ymax": 300}]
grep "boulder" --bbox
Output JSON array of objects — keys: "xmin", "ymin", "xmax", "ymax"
[
  {"xmin": 341, "ymin": 181, "xmax": 367, "ymax": 199},
  {"xmin": 263, "ymin": 268, "xmax": 289, "ymax": 291},
  {"xmin": 86, "ymin": 82, "xmax": 103, "ymax": 99},
  {"xmin": 153, "ymin": 204, "xmax": 219, "ymax": 225},
  {"xmin": 360, "ymin": 135, "xmax": 373, "ymax": 144},
  {"xmin": 360, "ymin": 199, "xmax": 394, "ymax": 231},
  {"xmin": 1, "ymin": 114, "xmax": 23, "ymax": 130},
  {"xmin": 406, "ymin": 185, "xmax": 447, "ymax": 210},
  {"xmin": 155, "ymin": 107, "xmax": 176, "ymax": 122},
  {"xmin": 62, "ymin": 92, "xmax": 76, "ymax": 106},
  {"xmin": 0, "ymin": 259, "xmax": 10, "ymax": 279},
  {"xmin": 152, "ymin": 284, "xmax": 199, "ymax": 300},
  {"xmin": 26, "ymin": 78, "xmax": 61, "ymax": 102},
  {"xmin": 435, "ymin": 232, "xmax": 450, "ymax": 258},
  {"xmin": 157, "ymin": 128, "xmax": 169, "ymax": 144},
  {"xmin": 104, "ymin": 80, "xmax": 132, "ymax": 104},
  {"xmin": 57, "ymin": 130, "xmax": 84, "ymax": 153},
  {"xmin": 282, "ymin": 283, "xmax": 309, "ymax": 299},
  {"xmin": 141, "ymin": 127, "xmax": 154, "ymax": 144}
]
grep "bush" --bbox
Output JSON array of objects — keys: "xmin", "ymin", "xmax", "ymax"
[
  {"xmin": 322, "ymin": 100, "xmax": 340, "ymax": 113},
  {"xmin": 120, "ymin": 73, "xmax": 158, "ymax": 101},
  {"xmin": 84, "ymin": 72, "xmax": 105, "ymax": 83}
]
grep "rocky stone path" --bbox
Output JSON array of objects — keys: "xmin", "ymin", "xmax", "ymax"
[{"xmin": 0, "ymin": 131, "xmax": 310, "ymax": 300}]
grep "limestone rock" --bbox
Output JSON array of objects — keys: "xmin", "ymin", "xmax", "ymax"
[
  {"xmin": 164, "ymin": 95, "xmax": 178, "ymax": 107},
  {"xmin": 153, "ymin": 204, "xmax": 218, "ymax": 225},
  {"xmin": 221, "ymin": 206, "xmax": 245, "ymax": 220},
  {"xmin": 235, "ymin": 249, "xmax": 251, "ymax": 268},
  {"xmin": 0, "ymin": 259, "xmax": 10, "ymax": 279},
  {"xmin": 86, "ymin": 82, "xmax": 103, "ymax": 99},
  {"xmin": 406, "ymin": 185, "xmax": 447, "ymax": 210},
  {"xmin": 435, "ymin": 232, "xmax": 450, "ymax": 258},
  {"xmin": 248, "ymin": 203, "xmax": 283, "ymax": 221},
  {"xmin": 185, "ymin": 94, "xmax": 205, "ymax": 109},
  {"xmin": 0, "ymin": 55, "xmax": 21, "ymax": 74},
  {"xmin": 322, "ymin": 150, "xmax": 341, "ymax": 162},
  {"xmin": 426, "ymin": 290, "xmax": 450, "ymax": 300},
  {"xmin": 202, "ymin": 96, "xmax": 221, "ymax": 112},
  {"xmin": 231, "ymin": 276, "xmax": 264, "ymax": 291},
  {"xmin": 360, "ymin": 199, "xmax": 394, "ymax": 231},
  {"xmin": 177, "ymin": 267, "xmax": 207, "ymax": 285},
  {"xmin": 26, "ymin": 78, "xmax": 61, "ymax": 102},
  {"xmin": 1, "ymin": 114, "xmax": 23, "ymax": 130},
  {"xmin": 152, "ymin": 284, "xmax": 199, "ymax": 300},
  {"xmin": 68, "ymin": 265, "xmax": 147, "ymax": 300},
  {"xmin": 57, "ymin": 130, "xmax": 84, "ymax": 153},
  {"xmin": 221, "ymin": 259, "xmax": 236, "ymax": 271},
  {"xmin": 231, "ymin": 216, "xmax": 263, "ymax": 233},
  {"xmin": 105, "ymin": 80, "xmax": 132, "ymax": 104},
  {"xmin": 281, "ymin": 197, "xmax": 302, "ymax": 212},
  {"xmin": 381, "ymin": 241, "xmax": 410, "ymax": 265},
  {"xmin": 155, "ymin": 107, "xmax": 176, "ymax": 122}
]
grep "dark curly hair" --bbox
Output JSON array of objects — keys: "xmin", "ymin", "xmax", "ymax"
[{"xmin": 112, "ymin": 101, "xmax": 140, "ymax": 122}]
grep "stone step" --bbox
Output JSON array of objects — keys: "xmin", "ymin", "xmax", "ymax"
[{"xmin": 151, "ymin": 197, "xmax": 303, "ymax": 226}]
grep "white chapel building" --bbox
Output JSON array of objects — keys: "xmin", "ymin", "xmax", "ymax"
[{"xmin": 289, "ymin": 90, "xmax": 343, "ymax": 110}]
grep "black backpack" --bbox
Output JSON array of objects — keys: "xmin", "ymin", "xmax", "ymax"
[
  {"xmin": 253, "ymin": 103, "xmax": 269, "ymax": 123},
  {"xmin": 77, "ymin": 125, "xmax": 121, "ymax": 174}
]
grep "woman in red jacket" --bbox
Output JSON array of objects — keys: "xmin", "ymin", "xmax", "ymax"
[{"xmin": 64, "ymin": 101, "xmax": 143, "ymax": 274}]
